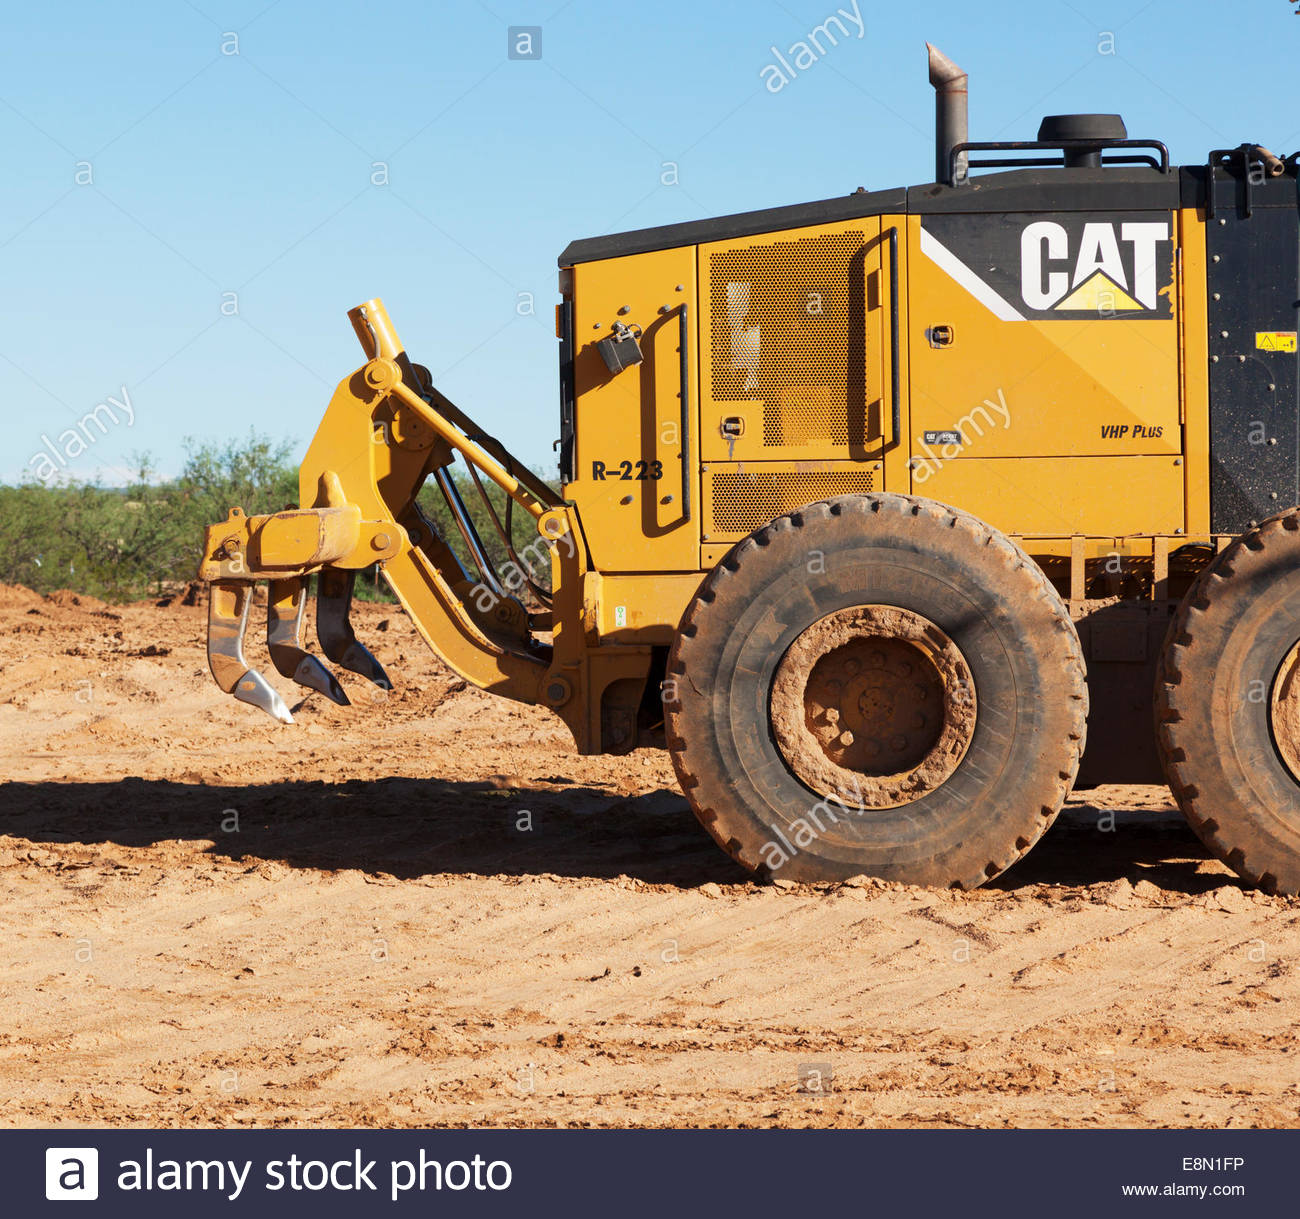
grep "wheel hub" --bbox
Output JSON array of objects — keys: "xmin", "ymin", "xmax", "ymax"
[
  {"xmin": 769, "ymin": 605, "xmax": 977, "ymax": 809},
  {"xmin": 1270, "ymin": 636, "xmax": 1300, "ymax": 783}
]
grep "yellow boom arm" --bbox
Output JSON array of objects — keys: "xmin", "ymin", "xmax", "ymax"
[{"xmin": 200, "ymin": 299, "xmax": 587, "ymax": 736}]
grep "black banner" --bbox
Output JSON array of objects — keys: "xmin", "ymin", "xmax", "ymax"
[{"xmin": 21, "ymin": 1129, "xmax": 1291, "ymax": 1215}]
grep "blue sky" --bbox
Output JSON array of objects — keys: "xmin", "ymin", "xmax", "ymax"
[{"xmin": 1, "ymin": 0, "xmax": 1295, "ymax": 484}]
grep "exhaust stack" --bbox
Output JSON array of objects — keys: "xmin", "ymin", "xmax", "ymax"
[{"xmin": 928, "ymin": 43, "xmax": 968, "ymax": 186}]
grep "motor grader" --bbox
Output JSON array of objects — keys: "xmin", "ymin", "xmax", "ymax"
[{"xmin": 200, "ymin": 45, "xmax": 1300, "ymax": 893}]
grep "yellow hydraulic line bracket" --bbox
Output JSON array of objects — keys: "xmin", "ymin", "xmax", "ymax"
[
  {"xmin": 349, "ymin": 298, "xmax": 562, "ymax": 521},
  {"xmin": 382, "ymin": 368, "xmax": 547, "ymax": 519}
]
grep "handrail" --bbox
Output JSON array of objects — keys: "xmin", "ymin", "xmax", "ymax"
[
  {"xmin": 886, "ymin": 225, "xmax": 901, "ymax": 450},
  {"xmin": 678, "ymin": 303, "xmax": 692, "ymax": 523},
  {"xmin": 949, "ymin": 138, "xmax": 1171, "ymax": 184}
]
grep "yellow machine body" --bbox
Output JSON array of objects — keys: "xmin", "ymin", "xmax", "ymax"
[
  {"xmin": 194, "ymin": 45, "xmax": 1300, "ymax": 892},
  {"xmin": 199, "ymin": 75, "xmax": 1288, "ymax": 792},
  {"xmin": 198, "ymin": 192, "xmax": 1220, "ymax": 754},
  {"xmin": 562, "ymin": 206, "xmax": 1211, "ymax": 630}
]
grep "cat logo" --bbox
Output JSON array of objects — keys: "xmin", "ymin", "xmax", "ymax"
[
  {"xmin": 919, "ymin": 212, "xmax": 1176, "ymax": 322},
  {"xmin": 1021, "ymin": 220, "xmax": 1169, "ymax": 312}
]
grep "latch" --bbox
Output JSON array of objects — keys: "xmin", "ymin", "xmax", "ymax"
[
  {"xmin": 927, "ymin": 324, "xmax": 955, "ymax": 348},
  {"xmin": 721, "ymin": 415, "xmax": 745, "ymax": 459},
  {"xmin": 596, "ymin": 322, "xmax": 644, "ymax": 374}
]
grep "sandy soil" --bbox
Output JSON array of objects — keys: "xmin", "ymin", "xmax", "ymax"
[{"xmin": 0, "ymin": 582, "xmax": 1297, "ymax": 1129}]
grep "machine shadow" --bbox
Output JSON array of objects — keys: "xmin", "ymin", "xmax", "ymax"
[
  {"xmin": 0, "ymin": 777, "xmax": 750, "ymax": 887},
  {"xmin": 0, "ymin": 779, "xmax": 1226, "ymax": 893},
  {"xmin": 988, "ymin": 805, "xmax": 1221, "ymax": 893}
]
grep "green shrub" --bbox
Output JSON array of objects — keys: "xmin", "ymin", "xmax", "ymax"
[{"xmin": 0, "ymin": 432, "xmax": 558, "ymax": 604}]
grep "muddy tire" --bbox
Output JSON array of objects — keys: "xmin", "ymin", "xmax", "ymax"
[
  {"xmin": 1156, "ymin": 511, "xmax": 1300, "ymax": 894},
  {"xmin": 665, "ymin": 493, "xmax": 1087, "ymax": 887}
]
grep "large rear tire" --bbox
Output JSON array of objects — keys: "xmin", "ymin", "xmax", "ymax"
[
  {"xmin": 1156, "ymin": 511, "xmax": 1300, "ymax": 894},
  {"xmin": 665, "ymin": 493, "xmax": 1087, "ymax": 887}
]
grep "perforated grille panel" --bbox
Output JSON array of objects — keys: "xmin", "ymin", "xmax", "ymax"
[
  {"xmin": 706, "ymin": 470, "xmax": 877, "ymax": 536},
  {"xmin": 709, "ymin": 232, "xmax": 868, "ymax": 450}
]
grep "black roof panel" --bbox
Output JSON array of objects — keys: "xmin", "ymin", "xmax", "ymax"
[
  {"xmin": 909, "ymin": 166, "xmax": 1181, "ymax": 213},
  {"xmin": 558, "ymin": 161, "xmax": 1297, "ymax": 266},
  {"xmin": 558, "ymin": 187, "xmax": 906, "ymax": 266}
]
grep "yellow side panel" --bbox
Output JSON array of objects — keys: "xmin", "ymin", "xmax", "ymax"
[
  {"xmin": 696, "ymin": 219, "xmax": 884, "ymax": 464},
  {"xmin": 584, "ymin": 571, "xmax": 705, "ymax": 644},
  {"xmin": 908, "ymin": 213, "xmax": 1181, "ymax": 460},
  {"xmin": 567, "ymin": 247, "xmax": 699, "ymax": 573},
  {"xmin": 919, "ymin": 455, "xmax": 1184, "ymax": 536}
]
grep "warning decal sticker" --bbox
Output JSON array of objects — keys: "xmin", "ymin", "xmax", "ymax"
[{"xmin": 1256, "ymin": 332, "xmax": 1298, "ymax": 353}]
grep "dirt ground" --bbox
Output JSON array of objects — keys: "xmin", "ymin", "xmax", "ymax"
[{"xmin": 0, "ymin": 582, "xmax": 1297, "ymax": 1129}]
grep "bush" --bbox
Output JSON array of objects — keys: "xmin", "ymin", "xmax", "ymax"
[{"xmin": 0, "ymin": 432, "xmax": 559, "ymax": 604}]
